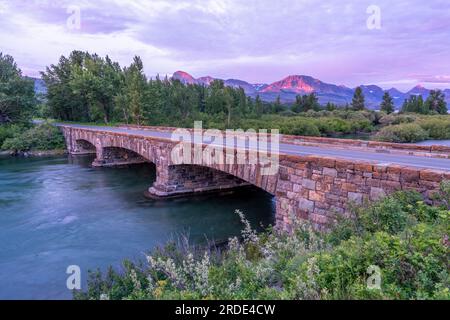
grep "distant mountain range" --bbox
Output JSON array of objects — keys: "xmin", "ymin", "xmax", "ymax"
[
  {"xmin": 28, "ymin": 73, "xmax": 450, "ymax": 110},
  {"xmin": 172, "ymin": 71, "xmax": 450, "ymax": 109}
]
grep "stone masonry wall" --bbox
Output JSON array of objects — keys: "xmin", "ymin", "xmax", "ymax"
[{"xmin": 275, "ymin": 155, "xmax": 450, "ymax": 231}]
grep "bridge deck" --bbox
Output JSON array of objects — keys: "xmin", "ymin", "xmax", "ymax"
[{"xmin": 60, "ymin": 124, "xmax": 450, "ymax": 171}]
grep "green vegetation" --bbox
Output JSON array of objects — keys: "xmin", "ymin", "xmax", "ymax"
[
  {"xmin": 0, "ymin": 53, "xmax": 36, "ymax": 123},
  {"xmin": 374, "ymin": 116, "xmax": 450, "ymax": 143},
  {"xmin": 418, "ymin": 117, "xmax": 450, "ymax": 140},
  {"xmin": 292, "ymin": 93, "xmax": 320, "ymax": 113},
  {"xmin": 41, "ymin": 51, "xmax": 275, "ymax": 127},
  {"xmin": 380, "ymin": 92, "xmax": 395, "ymax": 114},
  {"xmin": 1, "ymin": 50, "xmax": 449, "ymax": 146},
  {"xmin": 75, "ymin": 184, "xmax": 450, "ymax": 300},
  {"xmin": 39, "ymin": 51, "xmax": 450, "ymax": 143},
  {"xmin": 1, "ymin": 122, "xmax": 66, "ymax": 153},
  {"xmin": 375, "ymin": 123, "xmax": 429, "ymax": 143},
  {"xmin": 351, "ymin": 86, "xmax": 366, "ymax": 111},
  {"xmin": 235, "ymin": 111, "xmax": 375, "ymax": 136},
  {"xmin": 401, "ymin": 90, "xmax": 448, "ymax": 115}
]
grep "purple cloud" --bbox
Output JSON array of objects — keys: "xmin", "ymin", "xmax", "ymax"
[{"xmin": 1, "ymin": 0, "xmax": 450, "ymax": 90}]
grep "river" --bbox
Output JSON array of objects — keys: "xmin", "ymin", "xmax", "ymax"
[{"xmin": 0, "ymin": 155, "xmax": 275, "ymax": 299}]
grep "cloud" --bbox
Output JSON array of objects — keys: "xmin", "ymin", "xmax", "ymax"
[{"xmin": 1, "ymin": 0, "xmax": 450, "ymax": 90}]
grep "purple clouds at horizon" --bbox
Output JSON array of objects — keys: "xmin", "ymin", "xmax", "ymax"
[{"xmin": 1, "ymin": 0, "xmax": 450, "ymax": 90}]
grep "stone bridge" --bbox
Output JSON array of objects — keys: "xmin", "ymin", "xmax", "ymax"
[{"xmin": 60, "ymin": 124, "xmax": 450, "ymax": 231}]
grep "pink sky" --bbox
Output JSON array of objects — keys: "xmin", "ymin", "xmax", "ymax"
[{"xmin": 1, "ymin": 0, "xmax": 450, "ymax": 90}]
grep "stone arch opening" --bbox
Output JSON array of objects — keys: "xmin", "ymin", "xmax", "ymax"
[
  {"xmin": 74, "ymin": 139, "xmax": 96, "ymax": 154},
  {"xmin": 148, "ymin": 164, "xmax": 271, "ymax": 198},
  {"xmin": 94, "ymin": 146, "xmax": 151, "ymax": 167}
]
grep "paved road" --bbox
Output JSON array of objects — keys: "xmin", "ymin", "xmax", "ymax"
[{"xmin": 60, "ymin": 124, "xmax": 450, "ymax": 171}]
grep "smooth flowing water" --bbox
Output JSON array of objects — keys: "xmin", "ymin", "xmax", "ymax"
[{"xmin": 0, "ymin": 155, "xmax": 275, "ymax": 299}]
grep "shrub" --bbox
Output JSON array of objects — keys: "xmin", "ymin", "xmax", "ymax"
[
  {"xmin": 374, "ymin": 123, "xmax": 429, "ymax": 143},
  {"xmin": 1, "ymin": 123, "xmax": 66, "ymax": 152},
  {"xmin": 418, "ymin": 118, "xmax": 450, "ymax": 140},
  {"xmin": 0, "ymin": 124, "xmax": 25, "ymax": 147},
  {"xmin": 379, "ymin": 114, "xmax": 417, "ymax": 126},
  {"xmin": 75, "ymin": 184, "xmax": 450, "ymax": 300},
  {"xmin": 282, "ymin": 120, "xmax": 321, "ymax": 136}
]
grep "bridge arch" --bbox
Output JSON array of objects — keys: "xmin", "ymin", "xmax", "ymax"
[
  {"xmin": 95, "ymin": 146, "xmax": 151, "ymax": 167},
  {"xmin": 149, "ymin": 164, "xmax": 263, "ymax": 198},
  {"xmin": 74, "ymin": 139, "xmax": 96, "ymax": 154}
]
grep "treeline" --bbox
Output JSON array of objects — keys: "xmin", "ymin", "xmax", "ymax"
[
  {"xmin": 401, "ymin": 90, "xmax": 447, "ymax": 114},
  {"xmin": 41, "ymin": 51, "xmax": 281, "ymax": 127}
]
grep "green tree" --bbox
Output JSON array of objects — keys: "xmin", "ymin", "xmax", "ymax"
[
  {"xmin": 292, "ymin": 94, "xmax": 305, "ymax": 113},
  {"xmin": 272, "ymin": 95, "xmax": 284, "ymax": 113},
  {"xmin": 121, "ymin": 56, "xmax": 147, "ymax": 125},
  {"xmin": 425, "ymin": 90, "xmax": 447, "ymax": 114},
  {"xmin": 0, "ymin": 53, "xmax": 36, "ymax": 123},
  {"xmin": 380, "ymin": 91, "xmax": 394, "ymax": 114},
  {"xmin": 292, "ymin": 93, "xmax": 320, "ymax": 112},
  {"xmin": 401, "ymin": 95, "xmax": 428, "ymax": 114},
  {"xmin": 325, "ymin": 102, "xmax": 337, "ymax": 111},
  {"xmin": 41, "ymin": 51, "xmax": 90, "ymax": 121},
  {"xmin": 70, "ymin": 54, "xmax": 122, "ymax": 123},
  {"xmin": 254, "ymin": 95, "xmax": 263, "ymax": 117},
  {"xmin": 351, "ymin": 87, "xmax": 365, "ymax": 111}
]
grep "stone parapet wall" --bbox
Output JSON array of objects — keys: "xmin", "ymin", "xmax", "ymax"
[
  {"xmin": 275, "ymin": 155, "xmax": 450, "ymax": 231},
  {"xmin": 118, "ymin": 124, "xmax": 450, "ymax": 158}
]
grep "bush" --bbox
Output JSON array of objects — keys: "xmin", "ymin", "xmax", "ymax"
[
  {"xmin": 374, "ymin": 123, "xmax": 429, "ymax": 143},
  {"xmin": 279, "ymin": 119, "xmax": 321, "ymax": 136},
  {"xmin": 75, "ymin": 184, "xmax": 450, "ymax": 300},
  {"xmin": 418, "ymin": 118, "xmax": 450, "ymax": 140},
  {"xmin": 1, "ymin": 123, "xmax": 66, "ymax": 152},
  {"xmin": 0, "ymin": 124, "xmax": 25, "ymax": 146}
]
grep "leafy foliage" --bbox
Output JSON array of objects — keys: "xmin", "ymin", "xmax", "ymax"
[
  {"xmin": 0, "ymin": 53, "xmax": 36, "ymax": 123},
  {"xmin": 351, "ymin": 87, "xmax": 366, "ymax": 111},
  {"xmin": 380, "ymin": 92, "xmax": 395, "ymax": 114},
  {"xmin": 374, "ymin": 123, "xmax": 429, "ymax": 143},
  {"xmin": 1, "ymin": 122, "xmax": 65, "ymax": 152},
  {"xmin": 401, "ymin": 91, "xmax": 448, "ymax": 115},
  {"xmin": 75, "ymin": 186, "xmax": 450, "ymax": 300}
]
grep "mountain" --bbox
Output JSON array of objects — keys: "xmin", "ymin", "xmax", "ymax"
[
  {"xmin": 256, "ymin": 74, "xmax": 355, "ymax": 105},
  {"xmin": 197, "ymin": 76, "xmax": 215, "ymax": 86},
  {"xmin": 172, "ymin": 71, "xmax": 197, "ymax": 85},
  {"xmin": 407, "ymin": 85, "xmax": 430, "ymax": 99},
  {"xmin": 224, "ymin": 79, "xmax": 258, "ymax": 95},
  {"xmin": 170, "ymin": 71, "xmax": 450, "ymax": 109}
]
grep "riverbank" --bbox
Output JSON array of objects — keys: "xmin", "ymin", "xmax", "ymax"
[
  {"xmin": 0, "ymin": 149, "xmax": 67, "ymax": 157},
  {"xmin": 0, "ymin": 122, "xmax": 67, "ymax": 157},
  {"xmin": 75, "ymin": 183, "xmax": 450, "ymax": 300}
]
